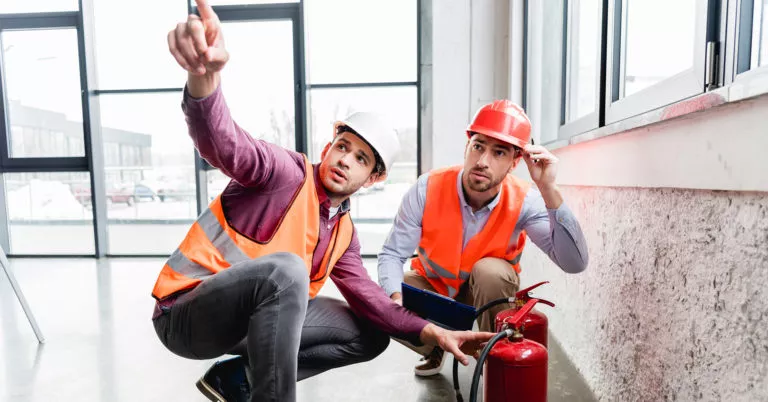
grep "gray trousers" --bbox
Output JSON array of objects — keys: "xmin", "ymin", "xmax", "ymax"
[{"xmin": 152, "ymin": 252, "xmax": 390, "ymax": 402}]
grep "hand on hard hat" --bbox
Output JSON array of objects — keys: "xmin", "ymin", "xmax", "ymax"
[{"xmin": 522, "ymin": 145, "xmax": 558, "ymax": 189}]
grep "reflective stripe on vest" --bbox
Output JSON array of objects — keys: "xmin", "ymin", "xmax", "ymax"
[
  {"xmin": 152, "ymin": 157, "xmax": 354, "ymax": 300},
  {"xmin": 411, "ymin": 166, "xmax": 531, "ymax": 298},
  {"xmin": 197, "ymin": 208, "xmax": 250, "ymax": 265},
  {"xmin": 417, "ymin": 247, "xmax": 457, "ymax": 279},
  {"xmin": 166, "ymin": 248, "xmax": 212, "ymax": 279}
]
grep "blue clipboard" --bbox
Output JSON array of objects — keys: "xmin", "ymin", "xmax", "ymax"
[{"xmin": 401, "ymin": 282, "xmax": 477, "ymax": 331}]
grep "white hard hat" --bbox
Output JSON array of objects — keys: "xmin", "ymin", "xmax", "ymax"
[{"xmin": 333, "ymin": 112, "xmax": 400, "ymax": 181}]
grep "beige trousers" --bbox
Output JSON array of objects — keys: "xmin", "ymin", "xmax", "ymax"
[{"xmin": 405, "ymin": 257, "xmax": 521, "ymax": 332}]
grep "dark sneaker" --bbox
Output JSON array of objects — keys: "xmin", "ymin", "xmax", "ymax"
[
  {"xmin": 414, "ymin": 347, "xmax": 446, "ymax": 377},
  {"xmin": 196, "ymin": 356, "xmax": 250, "ymax": 402}
]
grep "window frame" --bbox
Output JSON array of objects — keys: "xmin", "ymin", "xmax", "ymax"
[
  {"xmin": 558, "ymin": 0, "xmax": 606, "ymax": 139},
  {"xmin": 0, "ymin": 12, "xmax": 90, "ymax": 172},
  {"xmin": 603, "ymin": 0, "xmax": 711, "ymax": 125},
  {"xmin": 727, "ymin": 0, "xmax": 768, "ymax": 81},
  {"xmin": 525, "ymin": 0, "xmax": 763, "ymax": 149},
  {"xmin": 0, "ymin": 0, "xmax": 422, "ymax": 257}
]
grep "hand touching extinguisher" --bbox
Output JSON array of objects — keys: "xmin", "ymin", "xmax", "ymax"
[
  {"xmin": 453, "ymin": 282, "xmax": 552, "ymax": 401},
  {"xmin": 469, "ymin": 298, "xmax": 554, "ymax": 402}
]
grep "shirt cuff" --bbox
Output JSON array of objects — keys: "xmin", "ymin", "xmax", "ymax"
[
  {"xmin": 381, "ymin": 278, "xmax": 403, "ymax": 297},
  {"xmin": 182, "ymin": 83, "xmax": 222, "ymax": 116}
]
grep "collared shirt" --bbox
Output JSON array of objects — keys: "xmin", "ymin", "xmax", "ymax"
[
  {"xmin": 160, "ymin": 85, "xmax": 429, "ymax": 343},
  {"xmin": 377, "ymin": 170, "xmax": 589, "ymax": 297}
]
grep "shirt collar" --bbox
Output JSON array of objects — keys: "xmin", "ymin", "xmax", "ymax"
[
  {"xmin": 456, "ymin": 169, "xmax": 502, "ymax": 212},
  {"xmin": 313, "ymin": 164, "xmax": 350, "ymax": 214}
]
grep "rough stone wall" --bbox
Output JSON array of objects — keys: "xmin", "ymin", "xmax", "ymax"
[{"xmin": 520, "ymin": 186, "xmax": 768, "ymax": 401}]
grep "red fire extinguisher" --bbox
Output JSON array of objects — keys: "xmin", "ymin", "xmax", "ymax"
[
  {"xmin": 494, "ymin": 281, "xmax": 551, "ymax": 347},
  {"xmin": 453, "ymin": 282, "xmax": 551, "ymax": 401},
  {"xmin": 470, "ymin": 297, "xmax": 555, "ymax": 402}
]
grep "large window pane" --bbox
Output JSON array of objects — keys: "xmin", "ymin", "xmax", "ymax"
[
  {"xmin": 1, "ymin": 29, "xmax": 84, "ymax": 157},
  {"xmin": 304, "ymin": 0, "xmax": 416, "ymax": 84},
  {"xmin": 98, "ymin": 93, "xmax": 196, "ymax": 255},
  {"xmin": 309, "ymin": 86, "xmax": 417, "ymax": 254},
  {"xmin": 220, "ymin": 20, "xmax": 296, "ymax": 149},
  {"xmin": 623, "ymin": 0, "xmax": 697, "ymax": 97},
  {"xmin": 5, "ymin": 172, "xmax": 94, "ymax": 255},
  {"xmin": 525, "ymin": 0, "xmax": 564, "ymax": 144},
  {"xmin": 0, "ymin": 0, "xmax": 77, "ymax": 14},
  {"xmin": 207, "ymin": 169, "xmax": 230, "ymax": 201},
  {"xmin": 566, "ymin": 0, "xmax": 600, "ymax": 122},
  {"xmin": 93, "ymin": 0, "xmax": 187, "ymax": 89}
]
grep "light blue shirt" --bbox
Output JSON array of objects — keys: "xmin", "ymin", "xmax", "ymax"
[{"xmin": 377, "ymin": 170, "xmax": 589, "ymax": 297}]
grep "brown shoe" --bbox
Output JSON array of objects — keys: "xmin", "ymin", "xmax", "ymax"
[{"xmin": 414, "ymin": 347, "xmax": 446, "ymax": 377}]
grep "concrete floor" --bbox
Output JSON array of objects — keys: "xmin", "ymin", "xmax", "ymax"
[{"xmin": 0, "ymin": 258, "xmax": 596, "ymax": 401}]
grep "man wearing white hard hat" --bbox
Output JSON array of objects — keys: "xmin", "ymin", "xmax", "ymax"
[{"xmin": 151, "ymin": 2, "xmax": 495, "ymax": 401}]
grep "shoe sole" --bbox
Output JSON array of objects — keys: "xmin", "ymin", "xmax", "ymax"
[
  {"xmin": 414, "ymin": 366, "xmax": 444, "ymax": 377},
  {"xmin": 196, "ymin": 377, "xmax": 227, "ymax": 402}
]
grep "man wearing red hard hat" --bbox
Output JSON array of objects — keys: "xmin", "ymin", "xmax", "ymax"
[{"xmin": 378, "ymin": 100, "xmax": 589, "ymax": 376}]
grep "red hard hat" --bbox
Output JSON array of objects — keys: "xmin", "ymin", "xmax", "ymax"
[{"xmin": 466, "ymin": 100, "xmax": 531, "ymax": 149}]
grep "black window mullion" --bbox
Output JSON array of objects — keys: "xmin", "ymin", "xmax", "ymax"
[
  {"xmin": 0, "ymin": 12, "xmax": 79, "ymax": 29},
  {"xmin": 1, "ymin": 157, "xmax": 88, "ymax": 172}
]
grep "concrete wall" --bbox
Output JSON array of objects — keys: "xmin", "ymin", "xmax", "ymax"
[
  {"xmin": 426, "ymin": 0, "xmax": 768, "ymax": 400},
  {"xmin": 520, "ymin": 185, "xmax": 768, "ymax": 401},
  {"xmin": 520, "ymin": 95, "xmax": 768, "ymax": 400}
]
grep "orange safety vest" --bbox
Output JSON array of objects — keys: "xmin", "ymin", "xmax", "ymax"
[
  {"xmin": 411, "ymin": 166, "xmax": 531, "ymax": 298},
  {"xmin": 152, "ymin": 157, "xmax": 354, "ymax": 300}
]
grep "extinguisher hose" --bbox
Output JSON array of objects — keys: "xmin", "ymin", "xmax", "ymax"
[
  {"xmin": 474, "ymin": 297, "xmax": 513, "ymax": 318},
  {"xmin": 469, "ymin": 329, "xmax": 513, "ymax": 402},
  {"xmin": 454, "ymin": 297, "xmax": 513, "ymax": 401},
  {"xmin": 453, "ymin": 358, "xmax": 462, "ymax": 401}
]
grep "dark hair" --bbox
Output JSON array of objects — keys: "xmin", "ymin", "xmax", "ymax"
[{"xmin": 335, "ymin": 125, "xmax": 386, "ymax": 176}]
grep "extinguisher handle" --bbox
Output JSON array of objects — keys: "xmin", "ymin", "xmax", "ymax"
[
  {"xmin": 514, "ymin": 281, "xmax": 549, "ymax": 301},
  {"xmin": 503, "ymin": 298, "xmax": 554, "ymax": 330}
]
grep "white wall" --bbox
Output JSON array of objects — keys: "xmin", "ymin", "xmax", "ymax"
[
  {"xmin": 424, "ymin": 0, "xmax": 512, "ymax": 170},
  {"xmin": 554, "ymin": 94, "xmax": 768, "ymax": 192}
]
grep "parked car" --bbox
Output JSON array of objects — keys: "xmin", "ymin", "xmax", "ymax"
[
  {"xmin": 71, "ymin": 183, "xmax": 157, "ymax": 206},
  {"xmin": 152, "ymin": 180, "xmax": 196, "ymax": 202}
]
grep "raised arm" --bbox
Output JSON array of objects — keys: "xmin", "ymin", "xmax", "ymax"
[{"xmin": 169, "ymin": 0, "xmax": 300, "ymax": 188}]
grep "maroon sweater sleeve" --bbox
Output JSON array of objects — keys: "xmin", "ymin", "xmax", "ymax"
[
  {"xmin": 330, "ymin": 228, "xmax": 429, "ymax": 345},
  {"xmin": 181, "ymin": 84, "xmax": 303, "ymax": 189}
]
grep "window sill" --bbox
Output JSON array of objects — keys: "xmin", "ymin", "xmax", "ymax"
[{"xmin": 545, "ymin": 69, "xmax": 768, "ymax": 151}]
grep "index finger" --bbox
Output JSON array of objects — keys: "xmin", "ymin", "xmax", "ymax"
[
  {"xmin": 524, "ymin": 144, "xmax": 549, "ymax": 154},
  {"xmin": 466, "ymin": 331, "xmax": 496, "ymax": 342},
  {"xmin": 195, "ymin": 0, "xmax": 217, "ymax": 20}
]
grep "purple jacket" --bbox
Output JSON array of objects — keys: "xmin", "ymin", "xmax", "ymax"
[{"xmin": 178, "ymin": 84, "xmax": 428, "ymax": 343}]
